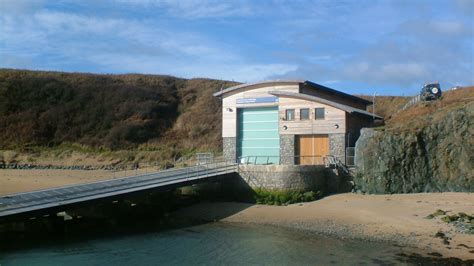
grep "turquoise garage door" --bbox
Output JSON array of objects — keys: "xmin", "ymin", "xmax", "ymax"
[{"xmin": 237, "ymin": 107, "xmax": 280, "ymax": 164}]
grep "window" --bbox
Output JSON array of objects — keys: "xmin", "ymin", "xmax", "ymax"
[
  {"xmin": 315, "ymin": 108, "xmax": 325, "ymax": 120},
  {"xmin": 300, "ymin": 108, "xmax": 310, "ymax": 120},
  {"xmin": 285, "ymin": 109, "xmax": 295, "ymax": 121}
]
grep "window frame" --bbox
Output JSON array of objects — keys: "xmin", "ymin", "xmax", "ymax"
[
  {"xmin": 315, "ymin": 107, "xmax": 325, "ymax": 120},
  {"xmin": 300, "ymin": 108, "xmax": 310, "ymax": 120},
  {"xmin": 285, "ymin": 109, "xmax": 295, "ymax": 121}
]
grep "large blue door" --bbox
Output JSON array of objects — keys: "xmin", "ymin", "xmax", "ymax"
[{"xmin": 237, "ymin": 107, "xmax": 280, "ymax": 164}]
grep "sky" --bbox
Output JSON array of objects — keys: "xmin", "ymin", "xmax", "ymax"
[{"xmin": 0, "ymin": 0, "xmax": 473, "ymax": 95}]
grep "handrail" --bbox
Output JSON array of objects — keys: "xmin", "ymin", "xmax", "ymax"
[
  {"xmin": 0, "ymin": 161, "xmax": 238, "ymax": 210},
  {"xmin": 1, "ymin": 160, "xmax": 236, "ymax": 198},
  {"xmin": 237, "ymin": 155, "xmax": 330, "ymax": 165}
]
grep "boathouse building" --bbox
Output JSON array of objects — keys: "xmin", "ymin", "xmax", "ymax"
[{"xmin": 213, "ymin": 80, "xmax": 381, "ymax": 165}]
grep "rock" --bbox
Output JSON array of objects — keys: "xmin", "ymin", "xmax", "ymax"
[{"xmin": 353, "ymin": 102, "xmax": 474, "ymax": 194}]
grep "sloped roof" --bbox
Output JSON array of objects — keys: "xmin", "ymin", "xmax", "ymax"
[
  {"xmin": 213, "ymin": 79, "xmax": 372, "ymax": 105},
  {"xmin": 269, "ymin": 91, "xmax": 382, "ymax": 119},
  {"xmin": 213, "ymin": 80, "xmax": 303, "ymax": 97}
]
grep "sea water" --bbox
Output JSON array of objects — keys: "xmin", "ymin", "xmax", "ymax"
[{"xmin": 0, "ymin": 222, "xmax": 419, "ymax": 265}]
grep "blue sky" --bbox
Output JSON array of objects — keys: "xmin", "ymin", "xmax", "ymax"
[{"xmin": 1, "ymin": 0, "xmax": 473, "ymax": 95}]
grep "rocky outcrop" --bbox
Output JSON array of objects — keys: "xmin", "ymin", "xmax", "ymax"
[{"xmin": 354, "ymin": 102, "xmax": 473, "ymax": 194}]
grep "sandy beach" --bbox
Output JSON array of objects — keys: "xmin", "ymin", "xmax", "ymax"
[
  {"xmin": 2, "ymin": 170, "xmax": 473, "ymax": 260},
  {"xmin": 173, "ymin": 193, "xmax": 474, "ymax": 260},
  {"xmin": 0, "ymin": 169, "xmax": 155, "ymax": 196}
]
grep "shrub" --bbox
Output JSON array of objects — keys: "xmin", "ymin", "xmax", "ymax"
[{"xmin": 253, "ymin": 188, "xmax": 321, "ymax": 205}]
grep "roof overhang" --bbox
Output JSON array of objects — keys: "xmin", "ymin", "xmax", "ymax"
[
  {"xmin": 213, "ymin": 80, "xmax": 304, "ymax": 97},
  {"xmin": 269, "ymin": 91, "xmax": 382, "ymax": 119},
  {"xmin": 303, "ymin": 81, "xmax": 373, "ymax": 105},
  {"xmin": 213, "ymin": 79, "xmax": 373, "ymax": 105}
]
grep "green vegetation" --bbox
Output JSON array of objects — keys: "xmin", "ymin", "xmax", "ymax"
[
  {"xmin": 427, "ymin": 210, "xmax": 474, "ymax": 234},
  {"xmin": 253, "ymin": 188, "xmax": 322, "ymax": 205},
  {"xmin": 0, "ymin": 69, "xmax": 237, "ymax": 164},
  {"xmin": 425, "ymin": 209, "xmax": 447, "ymax": 219}
]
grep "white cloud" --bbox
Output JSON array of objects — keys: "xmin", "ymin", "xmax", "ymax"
[
  {"xmin": 113, "ymin": 0, "xmax": 255, "ymax": 18},
  {"xmin": 0, "ymin": 0, "xmax": 47, "ymax": 14},
  {"xmin": 1, "ymin": 1, "xmax": 473, "ymax": 91},
  {"xmin": 0, "ymin": 9, "xmax": 292, "ymax": 81},
  {"xmin": 397, "ymin": 20, "xmax": 470, "ymax": 38},
  {"xmin": 343, "ymin": 62, "xmax": 429, "ymax": 86}
]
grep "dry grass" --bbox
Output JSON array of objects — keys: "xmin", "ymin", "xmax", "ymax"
[
  {"xmin": 1, "ymin": 68, "xmax": 471, "ymax": 166},
  {"xmin": 0, "ymin": 69, "xmax": 238, "ymax": 165},
  {"xmin": 387, "ymin": 86, "xmax": 474, "ymax": 130},
  {"xmin": 358, "ymin": 95, "xmax": 410, "ymax": 119}
]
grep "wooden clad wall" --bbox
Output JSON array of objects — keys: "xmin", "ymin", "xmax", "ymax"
[
  {"xmin": 278, "ymin": 97, "xmax": 346, "ymax": 135},
  {"xmin": 345, "ymin": 112, "xmax": 374, "ymax": 146},
  {"xmin": 222, "ymin": 85, "xmax": 299, "ymax": 137}
]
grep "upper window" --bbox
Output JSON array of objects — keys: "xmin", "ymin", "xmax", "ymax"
[
  {"xmin": 300, "ymin": 108, "xmax": 310, "ymax": 120},
  {"xmin": 315, "ymin": 108, "xmax": 325, "ymax": 120},
  {"xmin": 285, "ymin": 109, "xmax": 295, "ymax": 121}
]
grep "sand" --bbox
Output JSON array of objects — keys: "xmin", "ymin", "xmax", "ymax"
[
  {"xmin": 174, "ymin": 193, "xmax": 474, "ymax": 260},
  {"xmin": 2, "ymin": 170, "xmax": 473, "ymax": 260},
  {"xmin": 0, "ymin": 168, "xmax": 156, "ymax": 195}
]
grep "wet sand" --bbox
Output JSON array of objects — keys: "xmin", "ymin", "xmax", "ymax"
[{"xmin": 174, "ymin": 193, "xmax": 474, "ymax": 260}]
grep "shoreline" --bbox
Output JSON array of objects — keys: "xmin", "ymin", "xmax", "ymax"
[
  {"xmin": 172, "ymin": 193, "xmax": 474, "ymax": 260},
  {"xmin": 1, "ymin": 170, "xmax": 473, "ymax": 260}
]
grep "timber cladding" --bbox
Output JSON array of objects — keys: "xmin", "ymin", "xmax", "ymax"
[
  {"xmin": 217, "ymin": 80, "xmax": 375, "ymax": 165},
  {"xmin": 278, "ymin": 97, "xmax": 346, "ymax": 135},
  {"xmin": 222, "ymin": 84, "xmax": 299, "ymax": 138}
]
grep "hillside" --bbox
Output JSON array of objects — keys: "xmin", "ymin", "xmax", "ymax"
[
  {"xmin": 358, "ymin": 95, "xmax": 410, "ymax": 120},
  {"xmin": 1, "ymin": 69, "xmax": 472, "ymax": 170},
  {"xmin": 354, "ymin": 87, "xmax": 474, "ymax": 193},
  {"xmin": 0, "ymin": 69, "xmax": 237, "ymax": 165}
]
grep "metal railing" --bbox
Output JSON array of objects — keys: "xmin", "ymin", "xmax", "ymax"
[
  {"xmin": 237, "ymin": 155, "xmax": 334, "ymax": 166},
  {"xmin": 401, "ymin": 94, "xmax": 421, "ymax": 110},
  {"xmin": 196, "ymin": 152, "xmax": 214, "ymax": 165},
  {"xmin": 345, "ymin": 147, "xmax": 355, "ymax": 167}
]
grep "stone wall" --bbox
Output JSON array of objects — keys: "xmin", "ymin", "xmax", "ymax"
[
  {"xmin": 223, "ymin": 137, "xmax": 236, "ymax": 163},
  {"xmin": 280, "ymin": 134, "xmax": 295, "ymax": 165},
  {"xmin": 237, "ymin": 164, "xmax": 352, "ymax": 193},
  {"xmin": 329, "ymin": 133, "xmax": 346, "ymax": 163}
]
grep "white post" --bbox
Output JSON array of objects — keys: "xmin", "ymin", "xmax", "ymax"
[{"xmin": 372, "ymin": 92, "xmax": 377, "ymax": 120}]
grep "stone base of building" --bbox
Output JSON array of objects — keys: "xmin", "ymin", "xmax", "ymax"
[
  {"xmin": 329, "ymin": 133, "xmax": 346, "ymax": 164},
  {"xmin": 223, "ymin": 137, "xmax": 236, "ymax": 163},
  {"xmin": 280, "ymin": 134, "xmax": 295, "ymax": 165},
  {"xmin": 236, "ymin": 164, "xmax": 352, "ymax": 194}
]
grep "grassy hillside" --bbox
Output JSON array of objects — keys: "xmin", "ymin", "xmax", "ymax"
[
  {"xmin": 386, "ymin": 86, "xmax": 474, "ymax": 130},
  {"xmin": 354, "ymin": 87, "xmax": 474, "ymax": 193},
  {"xmin": 0, "ymin": 69, "xmax": 237, "ymax": 165},
  {"xmin": 360, "ymin": 87, "xmax": 474, "ymax": 126},
  {"xmin": 1, "ymin": 69, "xmax": 471, "ymax": 167},
  {"xmin": 358, "ymin": 95, "xmax": 410, "ymax": 120}
]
